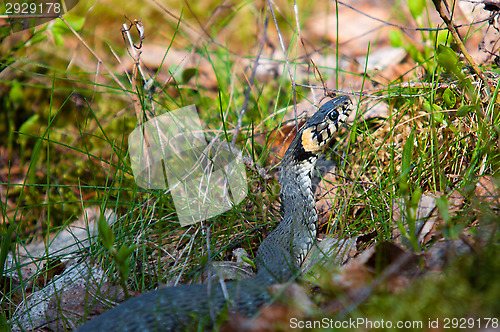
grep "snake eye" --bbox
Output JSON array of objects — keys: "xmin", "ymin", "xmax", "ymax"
[{"xmin": 328, "ymin": 110, "xmax": 339, "ymax": 122}]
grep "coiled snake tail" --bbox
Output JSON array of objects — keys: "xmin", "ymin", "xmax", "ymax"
[{"xmin": 77, "ymin": 95, "xmax": 353, "ymax": 331}]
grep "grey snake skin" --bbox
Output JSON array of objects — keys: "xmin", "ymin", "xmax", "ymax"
[{"xmin": 77, "ymin": 95, "xmax": 353, "ymax": 331}]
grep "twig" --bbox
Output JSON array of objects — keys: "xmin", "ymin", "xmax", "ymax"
[
  {"xmin": 231, "ymin": 9, "xmax": 270, "ymax": 146},
  {"xmin": 310, "ymin": 59, "xmax": 336, "ymax": 99},
  {"xmin": 242, "ymin": 156, "xmax": 272, "ymax": 180},
  {"xmin": 268, "ymin": 0, "xmax": 298, "ymax": 130},
  {"xmin": 338, "ymin": 0, "xmax": 490, "ymax": 33},
  {"xmin": 172, "ymin": 226, "xmax": 200, "ymax": 286},
  {"xmin": 431, "ymin": 0, "xmax": 494, "ymax": 97},
  {"xmin": 296, "ymin": 82, "xmax": 456, "ymax": 99},
  {"xmin": 148, "ymin": 0, "xmax": 235, "ymax": 54},
  {"xmin": 293, "ymin": 0, "xmax": 326, "ymax": 103},
  {"xmin": 58, "ymin": 16, "xmax": 128, "ymax": 94},
  {"xmin": 121, "ymin": 20, "xmax": 148, "ymax": 124}
]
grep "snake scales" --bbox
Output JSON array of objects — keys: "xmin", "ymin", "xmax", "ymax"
[{"xmin": 77, "ymin": 95, "xmax": 353, "ymax": 331}]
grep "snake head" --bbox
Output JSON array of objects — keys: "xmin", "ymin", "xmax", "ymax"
[{"xmin": 300, "ymin": 95, "xmax": 353, "ymax": 154}]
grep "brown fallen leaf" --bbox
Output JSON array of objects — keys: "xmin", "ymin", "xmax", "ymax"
[
  {"xmin": 302, "ymin": 236, "xmax": 358, "ymax": 275},
  {"xmin": 321, "ymin": 242, "xmax": 419, "ymax": 314},
  {"xmin": 424, "ymin": 236, "xmax": 474, "ymax": 271},
  {"xmin": 325, "ymin": 245, "xmax": 375, "ymax": 294},
  {"xmin": 47, "ymin": 275, "xmax": 124, "ymax": 331},
  {"xmin": 11, "ymin": 262, "xmax": 123, "ymax": 332},
  {"xmin": 4, "ymin": 207, "xmax": 118, "ymax": 319},
  {"xmin": 313, "ymin": 159, "xmax": 343, "ymax": 226},
  {"xmin": 392, "ymin": 190, "xmax": 465, "ymax": 247},
  {"xmin": 475, "ymin": 175, "xmax": 500, "ymax": 208},
  {"xmin": 360, "ymin": 99, "xmax": 391, "ymax": 120},
  {"xmin": 203, "ymin": 261, "xmax": 254, "ymax": 283},
  {"xmin": 306, "ymin": 3, "xmax": 392, "ymax": 57},
  {"xmin": 356, "ymin": 47, "xmax": 406, "ymax": 73},
  {"xmin": 222, "ymin": 283, "xmax": 313, "ymax": 332},
  {"xmin": 261, "ymin": 117, "xmax": 305, "ymax": 166},
  {"xmin": 34, "ymin": 258, "xmax": 65, "ymax": 289}
]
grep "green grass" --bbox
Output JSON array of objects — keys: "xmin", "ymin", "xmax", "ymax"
[{"xmin": 1, "ymin": 0, "xmax": 499, "ymax": 330}]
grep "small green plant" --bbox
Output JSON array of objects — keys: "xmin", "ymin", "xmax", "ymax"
[
  {"xmin": 436, "ymin": 43, "xmax": 477, "ymax": 104},
  {"xmin": 98, "ymin": 212, "xmax": 137, "ymax": 298},
  {"xmin": 396, "ymin": 131, "xmax": 422, "ymax": 252}
]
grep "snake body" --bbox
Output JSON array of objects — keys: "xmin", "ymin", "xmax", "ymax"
[{"xmin": 77, "ymin": 95, "xmax": 353, "ymax": 331}]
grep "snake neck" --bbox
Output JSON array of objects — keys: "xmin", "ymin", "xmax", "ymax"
[{"xmin": 279, "ymin": 150, "xmax": 319, "ymax": 265}]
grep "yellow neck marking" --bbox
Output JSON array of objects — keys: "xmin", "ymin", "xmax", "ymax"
[{"xmin": 301, "ymin": 127, "xmax": 320, "ymax": 152}]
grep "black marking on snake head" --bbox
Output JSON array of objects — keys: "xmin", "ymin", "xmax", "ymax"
[{"xmin": 292, "ymin": 136, "xmax": 315, "ymax": 161}]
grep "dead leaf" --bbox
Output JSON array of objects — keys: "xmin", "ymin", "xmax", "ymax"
[
  {"xmin": 203, "ymin": 261, "xmax": 254, "ymax": 282},
  {"xmin": 323, "ymin": 242, "xmax": 418, "ymax": 304},
  {"xmin": 360, "ymin": 99, "xmax": 391, "ymax": 120},
  {"xmin": 425, "ymin": 236, "xmax": 474, "ymax": 271},
  {"xmin": 47, "ymin": 274, "xmax": 123, "ymax": 331},
  {"xmin": 302, "ymin": 236, "xmax": 358, "ymax": 275},
  {"xmin": 366, "ymin": 242, "xmax": 414, "ymax": 272},
  {"xmin": 329, "ymin": 246, "xmax": 375, "ymax": 293},
  {"xmin": 313, "ymin": 159, "xmax": 342, "ymax": 226},
  {"xmin": 222, "ymin": 283, "xmax": 312, "ymax": 332},
  {"xmin": 475, "ymin": 175, "xmax": 500, "ymax": 207},
  {"xmin": 307, "ymin": 3, "xmax": 391, "ymax": 57},
  {"xmin": 34, "ymin": 258, "xmax": 65, "ymax": 289},
  {"xmin": 10, "ymin": 261, "xmax": 123, "ymax": 332},
  {"xmin": 262, "ymin": 118, "xmax": 304, "ymax": 166},
  {"xmin": 356, "ymin": 47, "xmax": 406, "ymax": 72},
  {"xmin": 7, "ymin": 208, "xmax": 119, "ymax": 330},
  {"xmin": 15, "ymin": 207, "xmax": 117, "ymax": 263},
  {"xmin": 392, "ymin": 191, "xmax": 465, "ymax": 247},
  {"xmin": 4, "ymin": 207, "xmax": 116, "ymax": 299}
]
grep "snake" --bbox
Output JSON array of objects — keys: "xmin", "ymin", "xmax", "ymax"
[{"xmin": 77, "ymin": 95, "xmax": 353, "ymax": 331}]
